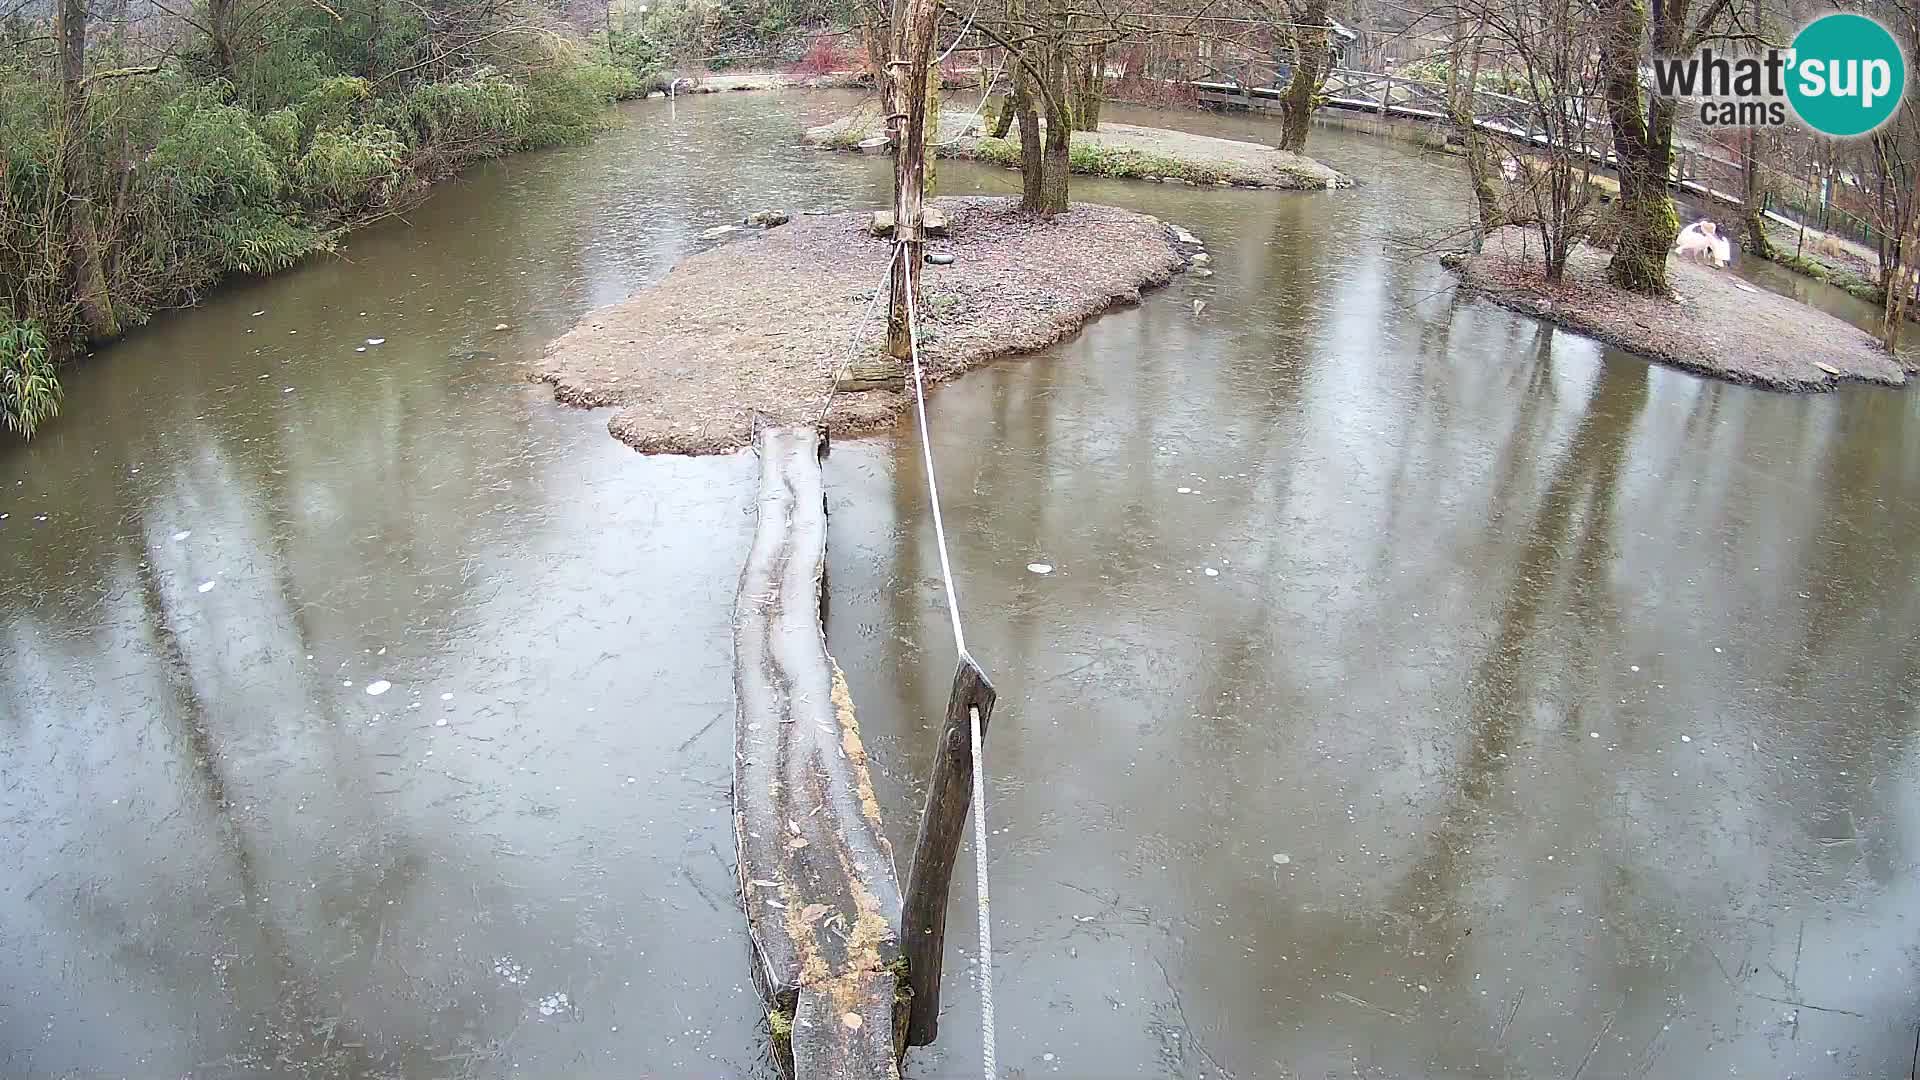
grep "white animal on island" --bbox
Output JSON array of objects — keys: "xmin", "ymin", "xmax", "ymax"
[{"xmin": 1673, "ymin": 220, "xmax": 1732, "ymax": 269}]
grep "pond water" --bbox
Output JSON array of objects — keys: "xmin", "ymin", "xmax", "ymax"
[{"xmin": 3, "ymin": 90, "xmax": 1917, "ymax": 1079}]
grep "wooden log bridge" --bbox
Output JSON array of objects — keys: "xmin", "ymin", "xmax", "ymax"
[{"xmin": 734, "ymin": 425, "xmax": 906, "ymax": 1079}]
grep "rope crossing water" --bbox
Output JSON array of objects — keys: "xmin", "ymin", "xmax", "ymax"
[{"xmin": 899, "ymin": 242, "xmax": 998, "ymax": 1080}]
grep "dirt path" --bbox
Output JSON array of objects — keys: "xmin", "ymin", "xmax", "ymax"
[
  {"xmin": 537, "ymin": 197, "xmax": 1191, "ymax": 454},
  {"xmin": 1447, "ymin": 227, "xmax": 1911, "ymax": 390}
]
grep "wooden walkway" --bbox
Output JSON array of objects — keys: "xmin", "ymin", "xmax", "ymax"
[
  {"xmin": 734, "ymin": 425, "xmax": 905, "ymax": 1080},
  {"xmin": 1191, "ymin": 62, "xmax": 1779, "ymax": 218}
]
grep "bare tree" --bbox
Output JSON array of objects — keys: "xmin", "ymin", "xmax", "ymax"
[
  {"xmin": 1866, "ymin": 0, "xmax": 1920, "ymax": 347},
  {"xmin": 1433, "ymin": 0, "xmax": 1604, "ymax": 280}
]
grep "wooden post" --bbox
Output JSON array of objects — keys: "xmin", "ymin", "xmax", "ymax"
[
  {"xmin": 900, "ymin": 651, "xmax": 997, "ymax": 1047},
  {"xmin": 885, "ymin": 0, "xmax": 941, "ymax": 362}
]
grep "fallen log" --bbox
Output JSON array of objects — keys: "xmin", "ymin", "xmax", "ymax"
[{"xmin": 733, "ymin": 424, "xmax": 907, "ymax": 1079}]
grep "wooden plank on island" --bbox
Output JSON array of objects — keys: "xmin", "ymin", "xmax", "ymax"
[{"xmin": 733, "ymin": 424, "xmax": 906, "ymax": 1080}]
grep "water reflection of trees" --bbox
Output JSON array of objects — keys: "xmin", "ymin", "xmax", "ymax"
[{"xmin": 1154, "ymin": 348, "xmax": 1655, "ymax": 1077}]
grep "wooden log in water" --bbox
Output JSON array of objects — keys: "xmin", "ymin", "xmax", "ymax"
[
  {"xmin": 900, "ymin": 652, "xmax": 997, "ymax": 1047},
  {"xmin": 734, "ymin": 425, "xmax": 907, "ymax": 1080}
]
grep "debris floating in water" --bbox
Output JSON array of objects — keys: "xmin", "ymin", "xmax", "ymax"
[
  {"xmin": 197, "ymin": 580, "xmax": 216, "ymax": 593},
  {"xmin": 1681, "ymin": 735, "xmax": 1692, "ymax": 743},
  {"xmin": 441, "ymin": 692, "xmax": 454, "ymax": 701},
  {"xmin": 1177, "ymin": 487, "xmax": 1193, "ymax": 494},
  {"xmin": 537, "ymin": 992, "xmax": 570, "ymax": 1017},
  {"xmin": 366, "ymin": 337, "xmax": 386, "ymax": 346},
  {"xmin": 252, "ymin": 310, "xmax": 265, "ymax": 317},
  {"xmin": 366, "ymin": 680, "xmax": 392, "ymax": 696},
  {"xmin": 1204, "ymin": 567, "xmax": 1219, "ymax": 577},
  {"xmin": 1589, "ymin": 732, "xmax": 1599, "ymax": 739},
  {"xmin": 1271, "ymin": 853, "xmax": 1291, "ymax": 865},
  {"xmin": 1027, "ymin": 563, "xmax": 1053, "ymax": 574},
  {"xmin": 172, "ymin": 530, "xmax": 191, "ymax": 541}
]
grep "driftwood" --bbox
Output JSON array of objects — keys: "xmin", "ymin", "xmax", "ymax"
[
  {"xmin": 900, "ymin": 652, "xmax": 997, "ymax": 1046},
  {"xmin": 734, "ymin": 425, "xmax": 907, "ymax": 1079}
]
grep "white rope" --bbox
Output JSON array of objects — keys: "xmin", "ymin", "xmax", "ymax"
[
  {"xmin": 901, "ymin": 243, "xmax": 967, "ymax": 658},
  {"xmin": 900, "ymin": 241, "xmax": 994, "ymax": 1080},
  {"xmin": 968, "ymin": 700, "xmax": 996, "ymax": 1078},
  {"xmin": 935, "ymin": 0, "xmax": 985, "ymax": 67},
  {"xmin": 934, "ymin": 62, "xmax": 1003, "ymax": 148},
  {"xmin": 816, "ymin": 260, "xmax": 897, "ymax": 424}
]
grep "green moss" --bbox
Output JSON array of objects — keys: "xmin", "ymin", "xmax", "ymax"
[
  {"xmin": 768, "ymin": 1007, "xmax": 793, "ymax": 1041},
  {"xmin": 1775, "ymin": 252, "xmax": 1830, "ymax": 281},
  {"xmin": 963, "ymin": 136, "xmax": 1236, "ymax": 185},
  {"xmin": 1769, "ymin": 251, "xmax": 1886, "ymax": 303}
]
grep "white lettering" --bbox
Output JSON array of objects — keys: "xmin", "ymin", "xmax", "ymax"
[
  {"xmin": 1829, "ymin": 58, "xmax": 1858, "ymax": 98},
  {"xmin": 1863, "ymin": 58, "xmax": 1892, "ymax": 108},
  {"xmin": 1800, "ymin": 57, "xmax": 1827, "ymax": 96}
]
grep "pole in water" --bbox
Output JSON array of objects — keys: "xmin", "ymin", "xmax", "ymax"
[{"xmin": 901, "ymin": 651, "xmax": 995, "ymax": 1047}]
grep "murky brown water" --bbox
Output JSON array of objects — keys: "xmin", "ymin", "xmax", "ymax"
[{"xmin": 4, "ymin": 92, "xmax": 1918, "ymax": 1079}]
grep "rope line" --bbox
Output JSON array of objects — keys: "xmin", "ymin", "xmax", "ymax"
[
  {"xmin": 934, "ymin": 62, "xmax": 1003, "ymax": 148},
  {"xmin": 901, "ymin": 243, "xmax": 968, "ymax": 657},
  {"xmin": 817, "ymin": 259, "xmax": 898, "ymax": 424},
  {"xmin": 968, "ymin": 701, "xmax": 996, "ymax": 1077},
  {"xmin": 900, "ymin": 239, "xmax": 994, "ymax": 1080}
]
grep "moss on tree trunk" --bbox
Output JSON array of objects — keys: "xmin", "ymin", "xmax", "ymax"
[
  {"xmin": 1598, "ymin": 0, "xmax": 1677, "ymax": 295},
  {"xmin": 1277, "ymin": 0, "xmax": 1330, "ymax": 153},
  {"xmin": 1070, "ymin": 43, "xmax": 1104, "ymax": 131}
]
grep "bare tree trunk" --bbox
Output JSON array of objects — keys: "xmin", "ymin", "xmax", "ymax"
[
  {"xmin": 1013, "ymin": 57, "xmax": 1044, "ymax": 210},
  {"xmin": 1743, "ymin": 129, "xmax": 1776, "ymax": 260},
  {"xmin": 1885, "ymin": 187, "xmax": 1919, "ymax": 350},
  {"xmin": 208, "ymin": 0, "xmax": 239, "ymax": 78},
  {"xmin": 1277, "ymin": 0, "xmax": 1330, "ymax": 153},
  {"xmin": 864, "ymin": 7, "xmax": 895, "ymax": 119},
  {"xmin": 1035, "ymin": 14, "xmax": 1071, "ymax": 215},
  {"xmin": 884, "ymin": 0, "xmax": 940, "ymax": 361},
  {"xmin": 1598, "ymin": 0, "xmax": 1677, "ymax": 295},
  {"xmin": 1450, "ymin": 26, "xmax": 1501, "ymax": 246},
  {"xmin": 1069, "ymin": 42, "xmax": 1104, "ymax": 131},
  {"xmin": 987, "ymin": 90, "xmax": 1013, "ymax": 137},
  {"xmin": 54, "ymin": 0, "xmax": 115, "ymax": 340}
]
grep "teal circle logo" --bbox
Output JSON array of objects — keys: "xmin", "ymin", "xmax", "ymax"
[{"xmin": 1787, "ymin": 13, "xmax": 1907, "ymax": 137}]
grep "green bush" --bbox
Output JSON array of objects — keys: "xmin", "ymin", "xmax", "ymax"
[
  {"xmin": 1, "ymin": 0, "xmax": 715, "ymax": 439},
  {"xmin": 515, "ymin": 62, "xmax": 640, "ymax": 149},
  {"xmin": 376, "ymin": 72, "xmax": 529, "ymax": 161},
  {"xmin": 296, "ymin": 75, "xmax": 375, "ymax": 135},
  {"xmin": 0, "ymin": 317, "xmax": 59, "ymax": 440},
  {"xmin": 149, "ymin": 84, "xmax": 285, "ymax": 205},
  {"xmin": 296, "ymin": 122, "xmax": 408, "ymax": 206}
]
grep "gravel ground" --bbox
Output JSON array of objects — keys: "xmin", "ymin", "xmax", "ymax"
[
  {"xmin": 536, "ymin": 197, "xmax": 1189, "ymax": 454},
  {"xmin": 805, "ymin": 111, "xmax": 1349, "ymax": 189},
  {"xmin": 1448, "ymin": 227, "xmax": 1911, "ymax": 391}
]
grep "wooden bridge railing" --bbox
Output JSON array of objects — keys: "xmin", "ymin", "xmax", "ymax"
[{"xmin": 1190, "ymin": 58, "xmax": 1751, "ymax": 206}]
